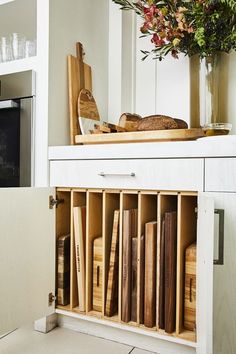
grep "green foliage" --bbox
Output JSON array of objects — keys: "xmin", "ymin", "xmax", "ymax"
[{"xmin": 112, "ymin": 0, "xmax": 236, "ymax": 60}]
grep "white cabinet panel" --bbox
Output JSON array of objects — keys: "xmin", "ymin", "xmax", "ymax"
[
  {"xmin": 205, "ymin": 158, "xmax": 236, "ymax": 192},
  {"xmin": 0, "ymin": 188, "xmax": 55, "ymax": 335},
  {"xmin": 197, "ymin": 194, "xmax": 214, "ymax": 354},
  {"xmin": 209, "ymin": 193, "xmax": 236, "ymax": 354},
  {"xmin": 50, "ymin": 158, "xmax": 204, "ymax": 191}
]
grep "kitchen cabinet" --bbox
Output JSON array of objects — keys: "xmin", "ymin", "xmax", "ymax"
[{"xmin": 2, "ymin": 140, "xmax": 236, "ymax": 354}]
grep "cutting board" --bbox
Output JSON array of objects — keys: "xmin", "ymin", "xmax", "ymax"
[
  {"xmin": 68, "ymin": 42, "xmax": 92, "ymax": 144},
  {"xmin": 184, "ymin": 243, "xmax": 196, "ymax": 331},
  {"xmin": 78, "ymin": 89, "xmax": 100, "ymax": 135},
  {"xmin": 75, "ymin": 128, "xmax": 204, "ymax": 145},
  {"xmin": 93, "ymin": 236, "xmax": 103, "ymax": 312}
]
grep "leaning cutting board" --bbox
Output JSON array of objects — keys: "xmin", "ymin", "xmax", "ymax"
[
  {"xmin": 68, "ymin": 42, "xmax": 92, "ymax": 144},
  {"xmin": 78, "ymin": 89, "xmax": 100, "ymax": 135}
]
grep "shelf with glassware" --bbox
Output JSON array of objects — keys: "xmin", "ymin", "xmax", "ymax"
[{"xmin": 0, "ymin": 56, "xmax": 37, "ymax": 76}]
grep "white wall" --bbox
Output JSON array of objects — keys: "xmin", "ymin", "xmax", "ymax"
[
  {"xmin": 0, "ymin": 0, "xmax": 36, "ymax": 40},
  {"xmin": 108, "ymin": 10, "xmax": 236, "ymax": 131},
  {"xmin": 48, "ymin": 0, "xmax": 109, "ymax": 146}
]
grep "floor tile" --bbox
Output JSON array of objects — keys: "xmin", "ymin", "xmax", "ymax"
[{"xmin": 0, "ymin": 325, "xmax": 133, "ymax": 354}]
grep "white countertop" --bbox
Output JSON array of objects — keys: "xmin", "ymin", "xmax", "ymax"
[{"xmin": 49, "ymin": 135, "xmax": 236, "ymax": 160}]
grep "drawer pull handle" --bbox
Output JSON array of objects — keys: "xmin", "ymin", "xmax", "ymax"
[{"xmin": 98, "ymin": 172, "xmax": 135, "ymax": 177}]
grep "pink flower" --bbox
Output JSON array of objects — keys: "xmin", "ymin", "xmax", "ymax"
[
  {"xmin": 143, "ymin": 4, "xmax": 157, "ymax": 17},
  {"xmin": 151, "ymin": 33, "xmax": 165, "ymax": 47}
]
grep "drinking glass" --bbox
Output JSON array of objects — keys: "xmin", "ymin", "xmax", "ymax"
[
  {"xmin": 11, "ymin": 33, "xmax": 25, "ymax": 60},
  {"xmin": 1, "ymin": 37, "xmax": 13, "ymax": 62},
  {"xmin": 25, "ymin": 39, "xmax": 36, "ymax": 58}
]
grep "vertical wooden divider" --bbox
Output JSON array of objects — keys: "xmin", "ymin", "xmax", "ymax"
[
  {"xmin": 70, "ymin": 190, "xmax": 87, "ymax": 311},
  {"xmin": 86, "ymin": 190, "xmax": 90, "ymax": 314},
  {"xmin": 86, "ymin": 190, "xmax": 103, "ymax": 315},
  {"xmin": 103, "ymin": 191, "xmax": 120, "ymax": 319},
  {"xmin": 118, "ymin": 192, "xmax": 124, "ymax": 323},
  {"xmin": 102, "ymin": 192, "xmax": 106, "ymax": 318},
  {"xmin": 70, "ymin": 190, "xmax": 76, "ymax": 310},
  {"xmin": 137, "ymin": 193, "xmax": 141, "ymax": 325},
  {"xmin": 157, "ymin": 192, "xmax": 178, "ymax": 333},
  {"xmin": 176, "ymin": 193, "xmax": 197, "ymax": 341},
  {"xmin": 176, "ymin": 193, "xmax": 182, "ymax": 334},
  {"xmin": 119, "ymin": 192, "xmax": 138, "ymax": 324},
  {"xmin": 139, "ymin": 192, "xmax": 158, "ymax": 329},
  {"xmin": 56, "ymin": 189, "xmax": 71, "ymax": 310},
  {"xmin": 156, "ymin": 193, "xmax": 161, "ymax": 330}
]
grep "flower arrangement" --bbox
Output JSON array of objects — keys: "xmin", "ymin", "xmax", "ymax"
[{"xmin": 112, "ymin": 0, "xmax": 236, "ymax": 60}]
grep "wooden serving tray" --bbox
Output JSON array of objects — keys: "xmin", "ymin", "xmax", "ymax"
[{"xmin": 75, "ymin": 128, "xmax": 204, "ymax": 145}]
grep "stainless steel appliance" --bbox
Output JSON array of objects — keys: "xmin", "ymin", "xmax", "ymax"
[{"xmin": 0, "ymin": 70, "xmax": 35, "ymax": 187}]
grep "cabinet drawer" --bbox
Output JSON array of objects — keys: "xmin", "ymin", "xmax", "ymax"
[
  {"xmin": 50, "ymin": 158, "xmax": 204, "ymax": 191},
  {"xmin": 205, "ymin": 158, "xmax": 236, "ymax": 192}
]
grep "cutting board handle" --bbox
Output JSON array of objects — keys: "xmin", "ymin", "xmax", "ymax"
[{"xmin": 76, "ymin": 42, "xmax": 85, "ymax": 61}]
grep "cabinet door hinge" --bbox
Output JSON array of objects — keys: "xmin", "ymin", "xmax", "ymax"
[
  {"xmin": 48, "ymin": 292, "xmax": 56, "ymax": 306},
  {"xmin": 49, "ymin": 196, "xmax": 64, "ymax": 209},
  {"xmin": 195, "ymin": 207, "xmax": 198, "ymax": 218}
]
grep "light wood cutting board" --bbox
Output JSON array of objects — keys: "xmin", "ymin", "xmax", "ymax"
[
  {"xmin": 75, "ymin": 128, "xmax": 204, "ymax": 145},
  {"xmin": 68, "ymin": 42, "xmax": 92, "ymax": 144}
]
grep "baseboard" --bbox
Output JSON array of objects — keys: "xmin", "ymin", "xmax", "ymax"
[{"xmin": 57, "ymin": 312, "xmax": 195, "ymax": 354}]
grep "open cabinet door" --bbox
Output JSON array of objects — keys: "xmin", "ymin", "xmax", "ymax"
[
  {"xmin": 196, "ymin": 194, "xmax": 214, "ymax": 354},
  {"xmin": 0, "ymin": 188, "xmax": 55, "ymax": 335}
]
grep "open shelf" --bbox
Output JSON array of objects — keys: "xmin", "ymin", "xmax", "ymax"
[
  {"xmin": 0, "ymin": 56, "xmax": 37, "ymax": 76},
  {"xmin": 0, "ymin": 0, "xmax": 15, "ymax": 5}
]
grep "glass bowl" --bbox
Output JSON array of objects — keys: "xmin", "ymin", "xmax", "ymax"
[{"xmin": 203, "ymin": 123, "xmax": 232, "ymax": 137}]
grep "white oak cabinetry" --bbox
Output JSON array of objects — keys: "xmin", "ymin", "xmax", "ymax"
[{"xmin": 1, "ymin": 139, "xmax": 235, "ymax": 354}]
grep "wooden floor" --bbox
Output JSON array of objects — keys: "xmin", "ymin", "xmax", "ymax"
[{"xmin": 0, "ymin": 326, "xmax": 155, "ymax": 354}]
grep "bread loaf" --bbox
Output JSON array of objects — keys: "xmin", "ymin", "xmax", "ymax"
[
  {"xmin": 137, "ymin": 115, "xmax": 188, "ymax": 131},
  {"xmin": 173, "ymin": 118, "xmax": 188, "ymax": 129},
  {"xmin": 119, "ymin": 113, "xmax": 142, "ymax": 132}
]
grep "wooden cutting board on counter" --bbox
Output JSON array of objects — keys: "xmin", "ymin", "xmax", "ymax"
[
  {"xmin": 68, "ymin": 42, "xmax": 92, "ymax": 144},
  {"xmin": 78, "ymin": 89, "xmax": 100, "ymax": 135},
  {"xmin": 75, "ymin": 128, "xmax": 204, "ymax": 145}
]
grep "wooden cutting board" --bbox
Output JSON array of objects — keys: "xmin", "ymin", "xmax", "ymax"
[
  {"xmin": 92, "ymin": 236, "xmax": 103, "ymax": 312},
  {"xmin": 68, "ymin": 42, "xmax": 92, "ymax": 144},
  {"xmin": 184, "ymin": 243, "xmax": 196, "ymax": 331},
  {"xmin": 78, "ymin": 89, "xmax": 100, "ymax": 135},
  {"xmin": 75, "ymin": 128, "xmax": 204, "ymax": 145}
]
